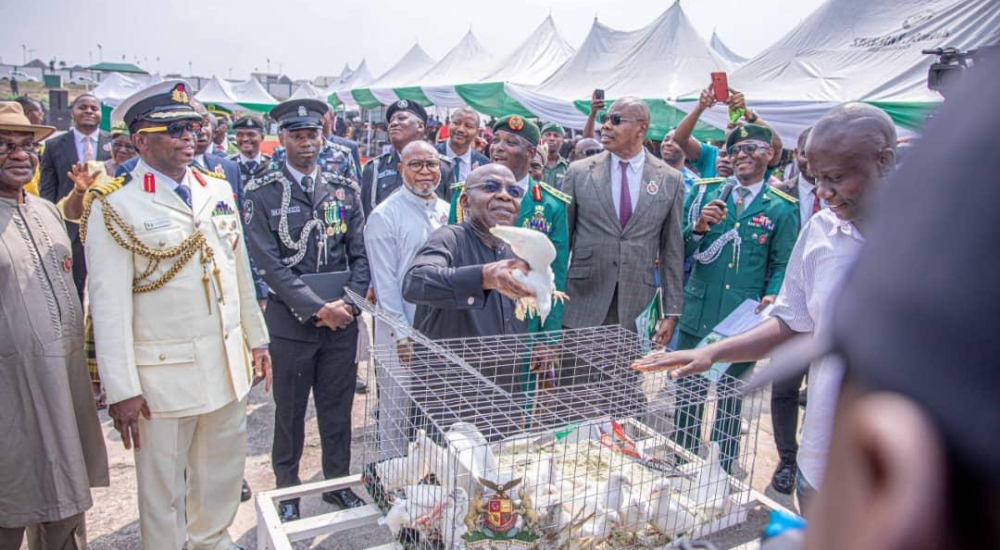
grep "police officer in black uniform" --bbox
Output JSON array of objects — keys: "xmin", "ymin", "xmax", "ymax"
[
  {"xmin": 228, "ymin": 115, "xmax": 272, "ymax": 184},
  {"xmin": 243, "ymin": 98, "xmax": 370, "ymax": 522},
  {"xmin": 359, "ymin": 99, "xmax": 455, "ymax": 217}
]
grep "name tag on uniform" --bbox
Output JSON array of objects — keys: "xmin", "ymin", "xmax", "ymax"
[
  {"xmin": 143, "ymin": 218, "xmax": 173, "ymax": 230},
  {"xmin": 377, "ymin": 169, "xmax": 397, "ymax": 178},
  {"xmin": 270, "ymin": 206, "xmax": 301, "ymax": 217}
]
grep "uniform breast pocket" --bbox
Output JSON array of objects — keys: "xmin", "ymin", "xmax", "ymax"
[
  {"xmin": 211, "ymin": 214, "xmax": 242, "ymax": 257},
  {"xmin": 134, "ymin": 225, "xmax": 187, "ymax": 274},
  {"xmin": 134, "ymin": 340, "xmax": 206, "ymax": 413}
]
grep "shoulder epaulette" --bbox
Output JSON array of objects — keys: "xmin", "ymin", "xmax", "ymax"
[
  {"xmin": 768, "ymin": 186, "xmax": 799, "ymax": 204},
  {"xmin": 450, "ymin": 181, "xmax": 466, "ymax": 190},
  {"xmin": 321, "ymin": 172, "xmax": 362, "ymax": 195},
  {"xmin": 537, "ymin": 180, "xmax": 572, "ymax": 204},
  {"xmin": 438, "ymin": 154, "xmax": 453, "ymax": 165},
  {"xmin": 193, "ymin": 164, "xmax": 226, "ymax": 179},
  {"xmin": 89, "ymin": 173, "xmax": 131, "ymax": 197},
  {"xmin": 243, "ymin": 171, "xmax": 283, "ymax": 194},
  {"xmin": 695, "ymin": 177, "xmax": 726, "ymax": 186}
]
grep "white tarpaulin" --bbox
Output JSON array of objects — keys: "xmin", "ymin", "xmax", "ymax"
[
  {"xmin": 722, "ymin": 0, "xmax": 1000, "ymax": 103},
  {"xmin": 288, "ymin": 82, "xmax": 325, "ymax": 100},
  {"xmin": 193, "ymin": 75, "xmax": 241, "ymax": 110},
  {"xmin": 416, "ymin": 31, "xmax": 496, "ymax": 107},
  {"xmin": 537, "ymin": 1, "xmax": 736, "ymax": 101},
  {"xmin": 341, "ymin": 43, "xmax": 436, "ymax": 105},
  {"xmin": 92, "ymin": 72, "xmax": 164, "ymax": 106},
  {"xmin": 710, "ymin": 30, "xmax": 748, "ymax": 65},
  {"xmin": 484, "ymin": 16, "xmax": 576, "ymax": 86},
  {"xmin": 231, "ymin": 78, "xmax": 278, "ymax": 108}
]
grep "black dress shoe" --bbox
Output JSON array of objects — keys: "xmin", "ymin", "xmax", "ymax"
[
  {"xmin": 355, "ymin": 377, "xmax": 368, "ymax": 393},
  {"xmin": 241, "ymin": 479, "xmax": 252, "ymax": 502},
  {"xmin": 278, "ymin": 500, "xmax": 300, "ymax": 523},
  {"xmin": 771, "ymin": 461, "xmax": 797, "ymax": 495},
  {"xmin": 322, "ymin": 488, "xmax": 365, "ymax": 508}
]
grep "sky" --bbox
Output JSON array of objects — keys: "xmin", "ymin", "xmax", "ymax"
[{"xmin": 2, "ymin": 0, "xmax": 826, "ymax": 80}]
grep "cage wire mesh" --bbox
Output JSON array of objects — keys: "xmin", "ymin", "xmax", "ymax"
[{"xmin": 347, "ymin": 290, "xmax": 762, "ymax": 549}]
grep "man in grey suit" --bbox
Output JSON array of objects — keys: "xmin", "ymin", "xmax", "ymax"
[{"xmin": 561, "ymin": 97, "xmax": 685, "ymax": 401}]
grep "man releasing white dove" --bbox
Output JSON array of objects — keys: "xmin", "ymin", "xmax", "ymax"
[{"xmin": 489, "ymin": 225, "xmax": 568, "ymax": 324}]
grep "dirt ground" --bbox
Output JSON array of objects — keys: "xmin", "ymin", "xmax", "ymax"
[{"xmin": 61, "ymin": 353, "xmax": 799, "ymax": 550}]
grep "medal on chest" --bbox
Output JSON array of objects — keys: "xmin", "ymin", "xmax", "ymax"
[
  {"xmin": 524, "ymin": 204, "xmax": 551, "ymax": 234},
  {"xmin": 324, "ymin": 200, "xmax": 349, "ymax": 236}
]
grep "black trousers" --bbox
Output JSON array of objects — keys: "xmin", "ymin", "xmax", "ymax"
[
  {"xmin": 771, "ymin": 370, "xmax": 806, "ymax": 465},
  {"xmin": 270, "ymin": 322, "xmax": 358, "ymax": 493}
]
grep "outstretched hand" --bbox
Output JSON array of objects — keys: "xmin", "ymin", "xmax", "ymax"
[
  {"xmin": 68, "ymin": 162, "xmax": 101, "ymax": 194},
  {"xmin": 631, "ymin": 348, "xmax": 714, "ymax": 379}
]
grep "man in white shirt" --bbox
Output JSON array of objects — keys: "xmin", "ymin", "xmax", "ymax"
[
  {"xmin": 634, "ymin": 102, "xmax": 897, "ymax": 512},
  {"xmin": 364, "ymin": 140, "xmax": 450, "ymax": 459}
]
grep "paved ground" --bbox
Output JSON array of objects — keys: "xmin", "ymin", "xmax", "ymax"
[{"xmin": 67, "ymin": 356, "xmax": 799, "ymax": 550}]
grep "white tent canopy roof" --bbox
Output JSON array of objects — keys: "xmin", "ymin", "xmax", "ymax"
[
  {"xmin": 537, "ymin": 1, "xmax": 735, "ymax": 100},
  {"xmin": 92, "ymin": 72, "xmax": 165, "ymax": 106},
  {"xmin": 338, "ymin": 59, "xmax": 373, "ymax": 90},
  {"xmin": 412, "ymin": 31, "xmax": 496, "ymax": 86},
  {"xmin": 288, "ymin": 81, "xmax": 325, "ymax": 100},
  {"xmin": 710, "ymin": 30, "xmax": 748, "ymax": 65},
  {"xmin": 365, "ymin": 43, "xmax": 437, "ymax": 89},
  {"xmin": 725, "ymin": 0, "xmax": 1000, "ymax": 103},
  {"xmin": 483, "ymin": 15, "xmax": 576, "ymax": 86},
  {"xmin": 232, "ymin": 77, "xmax": 278, "ymax": 106},
  {"xmin": 193, "ymin": 75, "xmax": 241, "ymax": 110}
]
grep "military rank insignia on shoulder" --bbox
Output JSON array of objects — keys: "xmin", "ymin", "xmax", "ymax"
[
  {"xmin": 193, "ymin": 165, "xmax": 226, "ymax": 180},
  {"xmin": 244, "ymin": 171, "xmax": 283, "ymax": 194},
  {"xmin": 90, "ymin": 173, "xmax": 131, "ymax": 197},
  {"xmin": 322, "ymin": 172, "xmax": 361, "ymax": 195},
  {"xmin": 694, "ymin": 177, "xmax": 726, "ymax": 186},
  {"xmin": 768, "ymin": 186, "xmax": 799, "ymax": 204},
  {"xmin": 538, "ymin": 180, "xmax": 572, "ymax": 204},
  {"xmin": 437, "ymin": 154, "xmax": 453, "ymax": 166}
]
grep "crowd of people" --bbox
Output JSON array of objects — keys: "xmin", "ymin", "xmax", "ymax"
[{"xmin": 2, "ymin": 50, "xmax": 998, "ymax": 550}]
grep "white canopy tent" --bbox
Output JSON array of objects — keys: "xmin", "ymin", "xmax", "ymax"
[
  {"xmin": 337, "ymin": 43, "xmax": 436, "ymax": 106},
  {"xmin": 91, "ymin": 72, "xmax": 165, "ymax": 107},
  {"xmin": 288, "ymin": 81, "xmax": 326, "ymax": 100},
  {"xmin": 483, "ymin": 15, "xmax": 576, "ymax": 86},
  {"xmin": 536, "ymin": 1, "xmax": 736, "ymax": 101},
  {"xmin": 414, "ymin": 31, "xmax": 498, "ymax": 107},
  {"xmin": 676, "ymin": 0, "xmax": 1000, "ymax": 140},
  {"xmin": 710, "ymin": 30, "xmax": 748, "ymax": 65}
]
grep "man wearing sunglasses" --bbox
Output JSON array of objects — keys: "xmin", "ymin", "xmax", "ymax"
[
  {"xmin": 573, "ymin": 137, "xmax": 603, "ymax": 160},
  {"xmin": 404, "ymin": 164, "xmax": 535, "ymax": 393},
  {"xmin": 82, "ymin": 80, "xmax": 270, "ymax": 550},
  {"xmin": 674, "ymin": 86, "xmax": 783, "ymax": 181},
  {"xmin": 668, "ymin": 123, "xmax": 800, "ymax": 473},
  {"xmin": 244, "ymin": 98, "xmax": 371, "ymax": 521},
  {"xmin": 448, "ymin": 116, "xmax": 571, "ymax": 345},
  {"xmin": 562, "ymin": 97, "xmax": 685, "ymax": 344}
]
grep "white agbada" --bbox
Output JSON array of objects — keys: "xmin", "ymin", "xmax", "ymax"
[{"xmin": 364, "ymin": 185, "xmax": 449, "ymax": 458}]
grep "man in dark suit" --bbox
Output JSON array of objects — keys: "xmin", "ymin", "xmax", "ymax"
[
  {"xmin": 562, "ymin": 97, "xmax": 685, "ymax": 342},
  {"xmin": 39, "ymin": 93, "xmax": 110, "ymax": 300},
  {"xmin": 435, "ymin": 106, "xmax": 489, "ymax": 185}
]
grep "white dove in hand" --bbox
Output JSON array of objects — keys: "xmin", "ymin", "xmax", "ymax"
[{"xmin": 489, "ymin": 225, "xmax": 568, "ymax": 324}]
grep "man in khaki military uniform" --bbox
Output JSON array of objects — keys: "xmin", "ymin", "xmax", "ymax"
[{"xmin": 83, "ymin": 80, "xmax": 271, "ymax": 550}]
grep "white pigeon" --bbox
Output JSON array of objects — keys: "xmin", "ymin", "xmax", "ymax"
[
  {"xmin": 376, "ymin": 429, "xmax": 436, "ymax": 491},
  {"xmin": 687, "ymin": 442, "xmax": 731, "ymax": 517},
  {"xmin": 489, "ymin": 225, "xmax": 568, "ymax": 324},
  {"xmin": 440, "ymin": 488, "xmax": 470, "ymax": 549},
  {"xmin": 379, "ymin": 497, "xmax": 412, "ymax": 537},
  {"xmin": 642, "ymin": 478, "xmax": 699, "ymax": 538}
]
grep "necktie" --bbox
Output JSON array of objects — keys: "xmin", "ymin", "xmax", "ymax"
[
  {"xmin": 735, "ymin": 186, "xmax": 751, "ymax": 217},
  {"xmin": 618, "ymin": 160, "xmax": 633, "ymax": 227},
  {"xmin": 83, "ymin": 136, "xmax": 94, "ymax": 162},
  {"xmin": 174, "ymin": 183, "xmax": 192, "ymax": 208},
  {"xmin": 300, "ymin": 175, "xmax": 314, "ymax": 194},
  {"xmin": 811, "ymin": 189, "xmax": 821, "ymax": 214},
  {"xmin": 454, "ymin": 157, "xmax": 463, "ymax": 180}
]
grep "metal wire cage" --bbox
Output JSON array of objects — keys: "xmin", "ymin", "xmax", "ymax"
[{"xmin": 349, "ymin": 290, "xmax": 763, "ymax": 549}]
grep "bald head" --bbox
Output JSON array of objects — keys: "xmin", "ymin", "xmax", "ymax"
[
  {"xmin": 466, "ymin": 163, "xmax": 515, "ymax": 187},
  {"xmin": 602, "ymin": 96, "xmax": 649, "ymax": 157},
  {"xmin": 613, "ymin": 96, "xmax": 651, "ymax": 123},
  {"xmin": 400, "ymin": 139, "xmax": 438, "ymax": 160},
  {"xmin": 806, "ymin": 102, "xmax": 897, "ymax": 226}
]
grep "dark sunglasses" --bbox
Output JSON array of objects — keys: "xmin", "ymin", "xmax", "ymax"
[
  {"xmin": 598, "ymin": 113, "xmax": 637, "ymax": 126},
  {"xmin": 582, "ymin": 148, "xmax": 602, "ymax": 157},
  {"xmin": 135, "ymin": 121, "xmax": 203, "ymax": 139},
  {"xmin": 727, "ymin": 142, "xmax": 770, "ymax": 157},
  {"xmin": 405, "ymin": 159, "xmax": 442, "ymax": 172},
  {"xmin": 467, "ymin": 179, "xmax": 524, "ymax": 199}
]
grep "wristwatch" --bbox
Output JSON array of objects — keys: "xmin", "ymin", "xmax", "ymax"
[{"xmin": 746, "ymin": 110, "xmax": 759, "ymax": 123}]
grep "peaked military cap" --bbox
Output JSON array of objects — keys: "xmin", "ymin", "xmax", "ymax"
[
  {"xmin": 270, "ymin": 99, "xmax": 328, "ymax": 131},
  {"xmin": 114, "ymin": 79, "xmax": 201, "ymax": 131}
]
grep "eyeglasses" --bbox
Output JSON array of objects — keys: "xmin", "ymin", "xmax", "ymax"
[
  {"xmin": 582, "ymin": 148, "xmax": 602, "ymax": 157},
  {"xmin": 405, "ymin": 159, "xmax": 442, "ymax": 172},
  {"xmin": 135, "ymin": 121, "xmax": 203, "ymax": 139},
  {"xmin": 727, "ymin": 142, "xmax": 770, "ymax": 157},
  {"xmin": 467, "ymin": 179, "xmax": 524, "ymax": 199},
  {"xmin": 0, "ymin": 139, "xmax": 39, "ymax": 156},
  {"xmin": 598, "ymin": 113, "xmax": 637, "ymax": 126}
]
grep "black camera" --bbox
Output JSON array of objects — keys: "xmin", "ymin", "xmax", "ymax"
[{"xmin": 922, "ymin": 47, "xmax": 988, "ymax": 95}]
